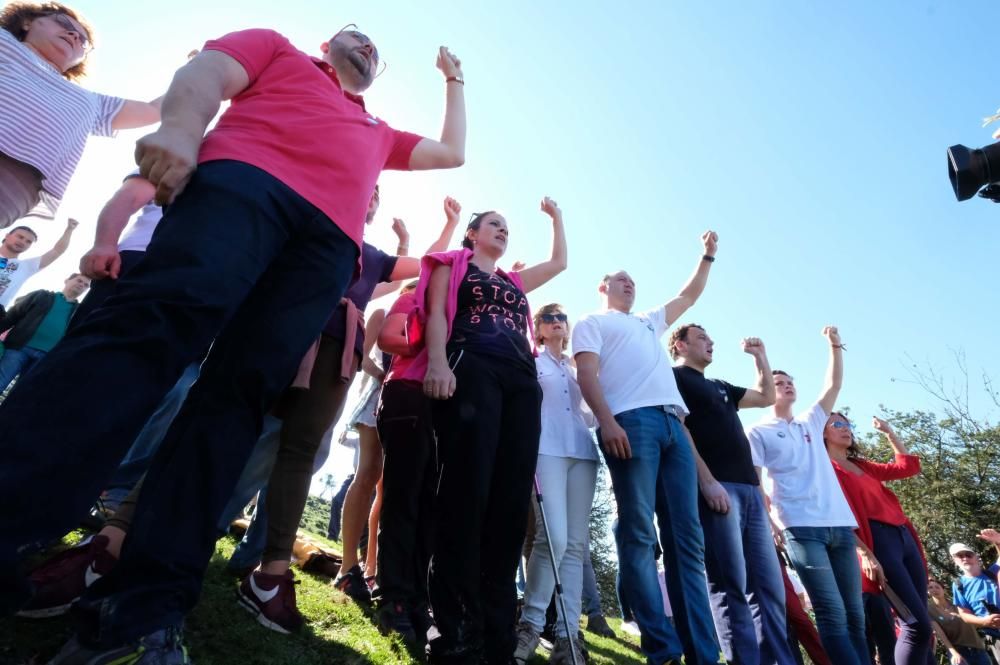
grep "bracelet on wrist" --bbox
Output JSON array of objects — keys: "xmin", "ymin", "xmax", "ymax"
[
  {"xmin": 446, "ymin": 76, "xmax": 464, "ymax": 85},
  {"xmin": 702, "ymin": 254, "xmax": 715, "ymax": 263},
  {"xmin": 832, "ymin": 343, "xmax": 847, "ymax": 350}
]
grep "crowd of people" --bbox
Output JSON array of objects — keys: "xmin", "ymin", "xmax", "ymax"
[{"xmin": 1, "ymin": 3, "xmax": 999, "ymax": 665}]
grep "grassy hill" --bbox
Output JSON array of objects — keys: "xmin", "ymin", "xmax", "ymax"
[{"xmin": 0, "ymin": 497, "xmax": 646, "ymax": 664}]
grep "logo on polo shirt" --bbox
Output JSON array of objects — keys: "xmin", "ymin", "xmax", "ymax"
[
  {"xmin": 777, "ymin": 432, "xmax": 786, "ymax": 438},
  {"xmin": 366, "ymin": 114, "xmax": 380, "ymax": 126}
]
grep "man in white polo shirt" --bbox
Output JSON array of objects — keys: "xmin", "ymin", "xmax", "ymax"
[
  {"xmin": 746, "ymin": 328, "xmax": 868, "ymax": 665},
  {"xmin": 572, "ymin": 231, "xmax": 725, "ymax": 665}
]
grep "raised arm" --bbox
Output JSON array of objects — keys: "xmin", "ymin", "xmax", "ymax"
[
  {"xmin": 408, "ymin": 48, "xmax": 466, "ymax": 170},
  {"xmin": 135, "ymin": 50, "xmax": 251, "ymax": 205},
  {"xmin": 422, "ymin": 265, "xmax": 455, "ymax": 399},
  {"xmin": 80, "ymin": 177, "xmax": 156, "ymax": 280},
  {"xmin": 381, "ymin": 196, "xmax": 463, "ymax": 289},
  {"xmin": 978, "ymin": 529, "xmax": 1000, "ymax": 562},
  {"xmin": 738, "ymin": 337, "xmax": 776, "ymax": 408},
  {"xmin": 817, "ymin": 326, "xmax": 844, "ymax": 414},
  {"xmin": 576, "ymin": 351, "xmax": 631, "ymax": 460},
  {"xmin": 515, "ymin": 197, "xmax": 567, "ymax": 293},
  {"xmin": 39, "ymin": 218, "xmax": 79, "ymax": 269},
  {"xmin": 664, "ymin": 231, "xmax": 717, "ymax": 326}
]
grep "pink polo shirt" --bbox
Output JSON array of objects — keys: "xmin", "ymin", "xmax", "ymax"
[{"xmin": 198, "ymin": 29, "xmax": 424, "ymax": 249}]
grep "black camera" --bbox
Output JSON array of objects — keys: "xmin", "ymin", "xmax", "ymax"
[{"xmin": 948, "ymin": 143, "xmax": 1000, "ymax": 201}]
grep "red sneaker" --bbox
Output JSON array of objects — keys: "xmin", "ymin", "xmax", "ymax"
[
  {"xmin": 237, "ymin": 570, "xmax": 304, "ymax": 634},
  {"xmin": 16, "ymin": 535, "xmax": 118, "ymax": 618}
]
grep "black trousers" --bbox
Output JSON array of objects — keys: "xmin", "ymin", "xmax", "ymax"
[
  {"xmin": 426, "ymin": 351, "xmax": 542, "ymax": 665},
  {"xmin": 67, "ymin": 249, "xmax": 147, "ymax": 333},
  {"xmin": 375, "ymin": 379, "xmax": 437, "ymax": 605},
  {"xmin": 0, "ymin": 161, "xmax": 358, "ymax": 645}
]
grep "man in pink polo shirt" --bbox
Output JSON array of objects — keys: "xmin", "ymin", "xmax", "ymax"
[{"xmin": 0, "ymin": 25, "xmax": 466, "ymax": 663}]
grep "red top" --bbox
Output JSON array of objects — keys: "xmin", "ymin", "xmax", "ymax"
[
  {"xmin": 198, "ymin": 29, "xmax": 424, "ymax": 249},
  {"xmin": 384, "ymin": 291, "xmax": 418, "ymax": 384},
  {"xmin": 832, "ymin": 453, "xmax": 926, "ymax": 595}
]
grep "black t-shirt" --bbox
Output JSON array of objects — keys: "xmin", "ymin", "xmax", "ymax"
[
  {"xmin": 448, "ymin": 263, "xmax": 533, "ymax": 371},
  {"xmin": 323, "ymin": 242, "xmax": 398, "ymax": 356},
  {"xmin": 672, "ymin": 365, "xmax": 758, "ymax": 485}
]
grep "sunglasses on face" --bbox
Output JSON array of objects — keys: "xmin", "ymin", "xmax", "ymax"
[
  {"xmin": 333, "ymin": 24, "xmax": 386, "ymax": 77},
  {"xmin": 540, "ymin": 313, "xmax": 568, "ymax": 323},
  {"xmin": 829, "ymin": 421, "xmax": 855, "ymax": 431},
  {"xmin": 955, "ymin": 552, "xmax": 976, "ymax": 559},
  {"xmin": 49, "ymin": 13, "xmax": 91, "ymax": 51}
]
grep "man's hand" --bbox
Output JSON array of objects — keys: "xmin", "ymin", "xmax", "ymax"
[
  {"xmin": 436, "ymin": 46, "xmax": 462, "ymax": 79},
  {"xmin": 700, "ymin": 478, "xmax": 730, "ymax": 514},
  {"xmin": 540, "ymin": 196, "xmax": 562, "ymax": 220},
  {"xmin": 823, "ymin": 325, "xmax": 842, "ymax": 347},
  {"xmin": 391, "ymin": 218, "xmax": 409, "ymax": 245},
  {"xmin": 423, "ymin": 361, "xmax": 456, "ymax": 400},
  {"xmin": 702, "ymin": 230, "xmax": 719, "ymax": 257},
  {"xmin": 950, "ymin": 650, "xmax": 968, "ymax": 665},
  {"xmin": 79, "ymin": 244, "xmax": 122, "ymax": 280},
  {"xmin": 599, "ymin": 419, "xmax": 631, "ymax": 459},
  {"xmin": 66, "ymin": 218, "xmax": 80, "ymax": 232},
  {"xmin": 742, "ymin": 337, "xmax": 766, "ymax": 358},
  {"xmin": 978, "ymin": 528, "xmax": 1000, "ymax": 545},
  {"xmin": 769, "ymin": 520, "xmax": 786, "ymax": 551},
  {"xmin": 135, "ymin": 126, "xmax": 201, "ymax": 205},
  {"xmin": 444, "ymin": 196, "xmax": 462, "ymax": 224}
]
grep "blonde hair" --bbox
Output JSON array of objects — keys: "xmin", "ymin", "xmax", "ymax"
[{"xmin": 533, "ymin": 303, "xmax": 569, "ymax": 350}]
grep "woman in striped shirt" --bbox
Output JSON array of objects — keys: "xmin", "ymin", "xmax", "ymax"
[{"xmin": 0, "ymin": 2, "xmax": 162, "ymax": 227}]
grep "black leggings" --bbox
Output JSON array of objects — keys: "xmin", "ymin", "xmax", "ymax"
[{"xmin": 426, "ymin": 351, "xmax": 541, "ymax": 665}]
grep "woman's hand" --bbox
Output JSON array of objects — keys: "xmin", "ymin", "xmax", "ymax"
[
  {"xmin": 423, "ymin": 361, "xmax": 456, "ymax": 400},
  {"xmin": 859, "ymin": 549, "xmax": 886, "ymax": 587}
]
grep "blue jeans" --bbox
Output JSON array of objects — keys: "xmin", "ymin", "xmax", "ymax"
[
  {"xmin": 700, "ymin": 482, "xmax": 797, "ymax": 665},
  {"xmin": 0, "ymin": 162, "xmax": 358, "ymax": 636},
  {"xmin": 0, "ymin": 346, "xmax": 46, "ymax": 393},
  {"xmin": 227, "ymin": 488, "xmax": 270, "ymax": 573},
  {"xmin": 784, "ymin": 526, "xmax": 868, "ymax": 665},
  {"xmin": 957, "ymin": 645, "xmax": 992, "ymax": 665},
  {"xmin": 327, "ymin": 473, "xmax": 353, "ymax": 541},
  {"xmin": 600, "ymin": 406, "xmax": 721, "ymax": 665}
]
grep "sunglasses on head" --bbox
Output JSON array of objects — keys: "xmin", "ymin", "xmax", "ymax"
[
  {"xmin": 540, "ymin": 313, "xmax": 568, "ymax": 323},
  {"xmin": 333, "ymin": 23, "xmax": 386, "ymax": 78}
]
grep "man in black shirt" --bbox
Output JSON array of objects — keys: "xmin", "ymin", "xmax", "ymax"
[{"xmin": 670, "ymin": 324, "xmax": 796, "ymax": 665}]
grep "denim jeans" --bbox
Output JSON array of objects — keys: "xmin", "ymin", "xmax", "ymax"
[
  {"xmin": 0, "ymin": 345, "xmax": 46, "ymax": 393},
  {"xmin": 600, "ymin": 406, "xmax": 721, "ymax": 665},
  {"xmin": 227, "ymin": 488, "xmax": 270, "ymax": 573},
  {"xmin": 783, "ymin": 526, "xmax": 869, "ymax": 665},
  {"xmin": 700, "ymin": 482, "xmax": 797, "ymax": 665},
  {"xmin": 0, "ymin": 161, "xmax": 358, "ymax": 636},
  {"xmin": 581, "ymin": 543, "xmax": 602, "ymax": 618},
  {"xmin": 327, "ymin": 473, "xmax": 354, "ymax": 541}
]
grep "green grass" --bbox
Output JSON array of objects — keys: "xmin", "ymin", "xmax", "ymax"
[{"xmin": 0, "ymin": 499, "xmax": 646, "ymax": 664}]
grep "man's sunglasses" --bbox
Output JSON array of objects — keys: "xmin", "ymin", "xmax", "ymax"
[
  {"xmin": 540, "ymin": 313, "xmax": 568, "ymax": 323},
  {"xmin": 333, "ymin": 24, "xmax": 386, "ymax": 78}
]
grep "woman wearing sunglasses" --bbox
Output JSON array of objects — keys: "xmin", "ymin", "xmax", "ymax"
[
  {"xmin": 0, "ymin": 2, "xmax": 163, "ymax": 227},
  {"xmin": 406, "ymin": 197, "xmax": 567, "ymax": 664},
  {"xmin": 825, "ymin": 413, "xmax": 931, "ymax": 665},
  {"xmin": 513, "ymin": 303, "xmax": 597, "ymax": 665}
]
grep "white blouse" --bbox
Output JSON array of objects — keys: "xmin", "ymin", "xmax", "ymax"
[{"xmin": 535, "ymin": 348, "xmax": 599, "ymax": 461}]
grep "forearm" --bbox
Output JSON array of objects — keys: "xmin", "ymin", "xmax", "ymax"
[
  {"xmin": 361, "ymin": 356, "xmax": 382, "ymax": 379},
  {"xmin": 678, "ymin": 254, "xmax": 713, "ymax": 303},
  {"xmin": 578, "ymin": 372, "xmax": 616, "ymax": 428},
  {"xmin": 931, "ymin": 621, "xmax": 957, "ymax": 653},
  {"xmin": 825, "ymin": 345, "xmax": 844, "ymax": 395},
  {"xmin": 685, "ymin": 427, "xmax": 716, "ymax": 485},
  {"xmin": 548, "ymin": 214, "xmax": 567, "ymax": 269},
  {"xmin": 93, "ymin": 200, "xmax": 134, "ymax": 248},
  {"xmin": 438, "ymin": 82, "xmax": 466, "ymax": 164},
  {"xmin": 425, "ymin": 311, "xmax": 449, "ymax": 366},
  {"xmin": 753, "ymin": 353, "xmax": 776, "ymax": 403},
  {"xmin": 886, "ymin": 430, "xmax": 910, "ymax": 455},
  {"xmin": 426, "ymin": 219, "xmax": 460, "ymax": 255},
  {"xmin": 159, "ymin": 65, "xmax": 225, "ymax": 143}
]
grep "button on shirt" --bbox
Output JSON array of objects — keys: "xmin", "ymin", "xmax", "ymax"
[
  {"xmin": 747, "ymin": 402, "xmax": 856, "ymax": 530},
  {"xmin": 536, "ymin": 349, "xmax": 598, "ymax": 461}
]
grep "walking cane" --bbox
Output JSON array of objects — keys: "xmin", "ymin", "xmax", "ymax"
[{"xmin": 533, "ymin": 475, "xmax": 581, "ymax": 665}]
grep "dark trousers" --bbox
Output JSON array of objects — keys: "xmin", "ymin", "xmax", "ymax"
[
  {"xmin": 327, "ymin": 473, "xmax": 355, "ymax": 541},
  {"xmin": 67, "ymin": 249, "xmax": 146, "ymax": 333},
  {"xmin": 427, "ymin": 351, "xmax": 542, "ymax": 665},
  {"xmin": 869, "ymin": 520, "xmax": 933, "ymax": 665},
  {"xmin": 865, "ymin": 592, "xmax": 897, "ymax": 665},
  {"xmin": 0, "ymin": 161, "xmax": 357, "ymax": 642},
  {"xmin": 376, "ymin": 379, "xmax": 437, "ymax": 606}
]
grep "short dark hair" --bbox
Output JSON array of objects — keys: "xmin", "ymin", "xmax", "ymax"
[
  {"xmin": 0, "ymin": 2, "xmax": 94, "ymax": 80},
  {"xmin": 462, "ymin": 211, "xmax": 495, "ymax": 250},
  {"xmin": 6, "ymin": 226, "xmax": 37, "ymax": 240},
  {"xmin": 667, "ymin": 323, "xmax": 704, "ymax": 360},
  {"xmin": 772, "ymin": 369, "xmax": 793, "ymax": 380}
]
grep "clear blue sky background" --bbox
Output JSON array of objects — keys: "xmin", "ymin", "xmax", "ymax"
[{"xmin": 16, "ymin": 1, "xmax": 1000, "ymax": 485}]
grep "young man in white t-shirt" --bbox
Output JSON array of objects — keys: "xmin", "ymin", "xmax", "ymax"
[
  {"xmin": 0, "ymin": 219, "xmax": 78, "ymax": 309},
  {"xmin": 746, "ymin": 328, "xmax": 868, "ymax": 665},
  {"xmin": 572, "ymin": 231, "xmax": 725, "ymax": 665}
]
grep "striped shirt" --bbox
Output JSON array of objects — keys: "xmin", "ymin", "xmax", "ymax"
[{"xmin": 0, "ymin": 28, "xmax": 125, "ymax": 217}]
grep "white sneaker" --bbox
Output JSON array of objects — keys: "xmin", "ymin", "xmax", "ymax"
[{"xmin": 621, "ymin": 620, "xmax": 641, "ymax": 637}]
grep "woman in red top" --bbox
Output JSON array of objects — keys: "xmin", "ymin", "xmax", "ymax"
[{"xmin": 825, "ymin": 413, "xmax": 931, "ymax": 665}]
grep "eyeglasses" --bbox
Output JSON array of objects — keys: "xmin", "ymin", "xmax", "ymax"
[
  {"xmin": 540, "ymin": 313, "xmax": 568, "ymax": 323},
  {"xmin": 954, "ymin": 551, "xmax": 976, "ymax": 559},
  {"xmin": 49, "ymin": 13, "xmax": 92, "ymax": 52},
  {"xmin": 333, "ymin": 24, "xmax": 386, "ymax": 79},
  {"xmin": 829, "ymin": 421, "xmax": 855, "ymax": 431}
]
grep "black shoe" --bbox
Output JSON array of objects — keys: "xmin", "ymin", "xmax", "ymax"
[
  {"xmin": 333, "ymin": 564, "xmax": 371, "ymax": 604},
  {"xmin": 377, "ymin": 599, "xmax": 417, "ymax": 645},
  {"xmin": 585, "ymin": 613, "xmax": 615, "ymax": 639},
  {"xmin": 410, "ymin": 601, "xmax": 434, "ymax": 647}
]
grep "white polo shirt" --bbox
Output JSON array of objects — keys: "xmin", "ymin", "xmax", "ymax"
[
  {"xmin": 571, "ymin": 306, "xmax": 687, "ymax": 417},
  {"xmin": 747, "ymin": 402, "xmax": 856, "ymax": 530},
  {"xmin": 118, "ymin": 169, "xmax": 162, "ymax": 253},
  {"xmin": 536, "ymin": 348, "xmax": 598, "ymax": 461}
]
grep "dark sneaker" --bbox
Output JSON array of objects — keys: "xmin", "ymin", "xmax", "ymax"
[
  {"xmin": 512, "ymin": 621, "xmax": 541, "ymax": 664},
  {"xmin": 237, "ymin": 570, "xmax": 303, "ymax": 635},
  {"xmin": 409, "ymin": 601, "xmax": 434, "ymax": 647},
  {"xmin": 47, "ymin": 625, "xmax": 191, "ymax": 664},
  {"xmin": 18, "ymin": 535, "xmax": 117, "ymax": 619},
  {"xmin": 584, "ymin": 614, "xmax": 615, "ymax": 639},
  {"xmin": 333, "ymin": 564, "xmax": 371, "ymax": 604},
  {"xmin": 376, "ymin": 599, "xmax": 417, "ymax": 645},
  {"xmin": 549, "ymin": 635, "xmax": 586, "ymax": 665}
]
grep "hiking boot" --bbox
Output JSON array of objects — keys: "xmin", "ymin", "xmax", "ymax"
[
  {"xmin": 620, "ymin": 620, "xmax": 641, "ymax": 637},
  {"xmin": 47, "ymin": 625, "xmax": 191, "ymax": 664},
  {"xmin": 584, "ymin": 614, "xmax": 615, "ymax": 639},
  {"xmin": 512, "ymin": 622, "xmax": 541, "ymax": 664},
  {"xmin": 333, "ymin": 564, "xmax": 371, "ymax": 604},
  {"xmin": 237, "ymin": 570, "xmax": 303, "ymax": 634},
  {"xmin": 18, "ymin": 535, "xmax": 118, "ymax": 619},
  {"xmin": 549, "ymin": 635, "xmax": 586, "ymax": 665},
  {"xmin": 376, "ymin": 599, "xmax": 417, "ymax": 645}
]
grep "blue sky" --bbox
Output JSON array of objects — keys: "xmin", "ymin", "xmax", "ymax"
[{"xmin": 17, "ymin": 1, "xmax": 1000, "ymax": 483}]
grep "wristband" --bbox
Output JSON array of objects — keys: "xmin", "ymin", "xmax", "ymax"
[
  {"xmin": 832, "ymin": 343, "xmax": 847, "ymax": 350},
  {"xmin": 702, "ymin": 254, "xmax": 715, "ymax": 263},
  {"xmin": 446, "ymin": 76, "xmax": 464, "ymax": 85}
]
